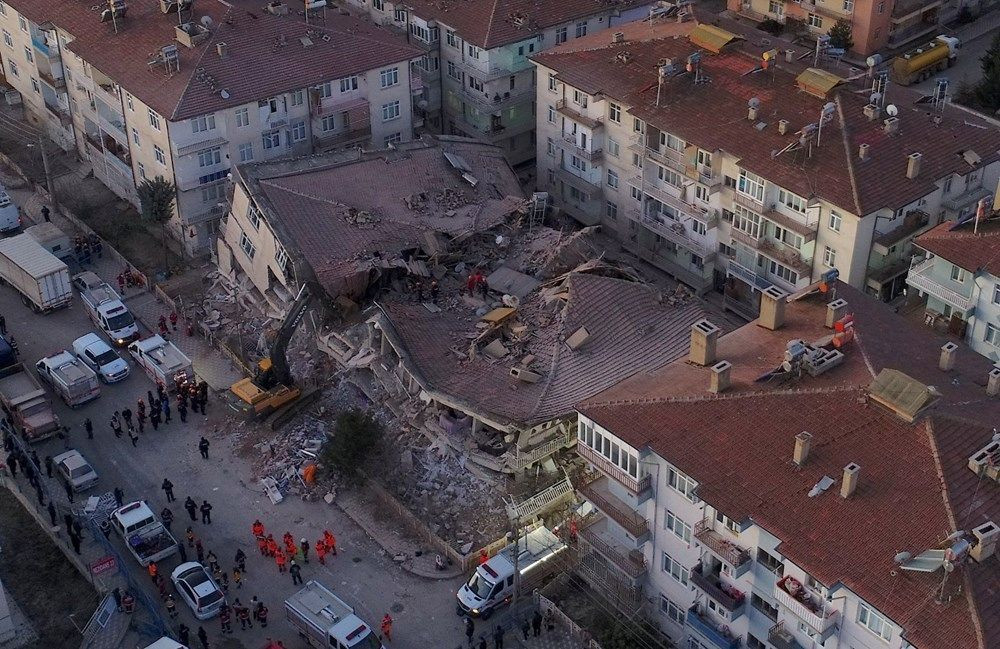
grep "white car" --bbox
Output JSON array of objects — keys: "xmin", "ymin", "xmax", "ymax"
[
  {"xmin": 171, "ymin": 562, "xmax": 225, "ymax": 620},
  {"xmin": 53, "ymin": 450, "xmax": 99, "ymax": 492},
  {"xmin": 72, "ymin": 333, "xmax": 130, "ymax": 383},
  {"xmin": 0, "ymin": 186, "xmax": 21, "ymax": 233}
]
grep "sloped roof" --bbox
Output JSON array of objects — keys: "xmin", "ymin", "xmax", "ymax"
[
  {"xmin": 532, "ymin": 19, "xmax": 1000, "ymax": 216},
  {"xmin": 16, "ymin": 0, "xmax": 420, "ymax": 121},
  {"xmin": 914, "ymin": 218, "xmax": 1000, "ymax": 276}
]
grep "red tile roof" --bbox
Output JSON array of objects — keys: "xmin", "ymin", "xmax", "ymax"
[
  {"xmin": 914, "ymin": 218, "xmax": 1000, "ymax": 276},
  {"xmin": 17, "ymin": 0, "xmax": 420, "ymax": 120},
  {"xmin": 399, "ymin": 0, "xmax": 648, "ymax": 50},
  {"xmin": 533, "ymin": 19, "xmax": 1000, "ymax": 216},
  {"xmin": 579, "ymin": 282, "xmax": 1000, "ymax": 649}
]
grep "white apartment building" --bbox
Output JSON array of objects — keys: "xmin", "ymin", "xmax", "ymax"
[
  {"xmin": 342, "ymin": 0, "xmax": 653, "ymax": 166},
  {"xmin": 532, "ymin": 20, "xmax": 1000, "ymax": 316},
  {"xmin": 0, "ymin": 0, "xmax": 420, "ymax": 254},
  {"xmin": 572, "ymin": 283, "xmax": 1000, "ymax": 649}
]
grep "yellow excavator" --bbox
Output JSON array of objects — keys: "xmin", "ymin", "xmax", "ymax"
[{"xmin": 231, "ymin": 283, "xmax": 314, "ymax": 416}]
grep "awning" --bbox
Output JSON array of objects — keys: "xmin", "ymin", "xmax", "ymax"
[
  {"xmin": 796, "ymin": 68, "xmax": 844, "ymax": 98},
  {"xmin": 688, "ymin": 24, "xmax": 740, "ymax": 53}
]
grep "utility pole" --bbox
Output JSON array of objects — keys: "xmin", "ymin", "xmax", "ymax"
[
  {"xmin": 37, "ymin": 134, "xmax": 59, "ymax": 215},
  {"xmin": 512, "ymin": 512, "xmax": 521, "ymax": 606}
]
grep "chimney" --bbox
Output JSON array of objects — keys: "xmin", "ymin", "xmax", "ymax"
[
  {"xmin": 612, "ymin": 31, "xmax": 625, "ymax": 43},
  {"xmin": 939, "ymin": 342, "xmax": 958, "ymax": 372},
  {"xmin": 748, "ymin": 105, "xmax": 759, "ymax": 121},
  {"xmin": 793, "ymin": 431, "xmax": 813, "ymax": 466},
  {"xmin": 709, "ymin": 360, "xmax": 732, "ymax": 394},
  {"xmin": 863, "ymin": 104, "xmax": 880, "ymax": 121},
  {"xmin": 689, "ymin": 319, "xmax": 720, "ymax": 366},
  {"xmin": 858, "ymin": 143, "xmax": 870, "ymax": 161},
  {"xmin": 970, "ymin": 521, "xmax": 999, "ymax": 562},
  {"xmin": 216, "ymin": 41, "xmax": 227, "ymax": 58},
  {"xmin": 841, "ymin": 463, "xmax": 860, "ymax": 498},
  {"xmin": 884, "ymin": 117, "xmax": 899, "ymax": 135},
  {"xmin": 906, "ymin": 152, "xmax": 922, "ymax": 179},
  {"xmin": 987, "ymin": 367, "xmax": 1000, "ymax": 396},
  {"xmin": 785, "ymin": 49, "xmax": 793, "ymax": 63},
  {"xmin": 778, "ymin": 119, "xmax": 789, "ymax": 135},
  {"xmin": 825, "ymin": 298, "xmax": 849, "ymax": 328},
  {"xmin": 758, "ymin": 286, "xmax": 788, "ymax": 331}
]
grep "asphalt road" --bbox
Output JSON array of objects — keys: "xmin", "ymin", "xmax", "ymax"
[
  {"xmin": 0, "ymin": 274, "xmax": 468, "ymax": 648},
  {"xmin": 911, "ymin": 19, "xmax": 996, "ymax": 97}
]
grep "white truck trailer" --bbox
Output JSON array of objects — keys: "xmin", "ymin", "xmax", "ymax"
[
  {"xmin": 0, "ymin": 234, "xmax": 72, "ymax": 312},
  {"xmin": 285, "ymin": 581, "xmax": 385, "ymax": 649}
]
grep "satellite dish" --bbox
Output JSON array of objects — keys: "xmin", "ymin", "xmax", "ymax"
[
  {"xmin": 822, "ymin": 101, "xmax": 836, "ymax": 115},
  {"xmin": 866, "ymin": 54, "xmax": 882, "ymax": 67},
  {"xmin": 200, "ymin": 15, "xmax": 213, "ymax": 28},
  {"xmin": 894, "ymin": 551, "xmax": 912, "ymax": 564},
  {"xmin": 886, "ymin": 104, "xmax": 898, "ymax": 116},
  {"xmin": 220, "ymin": 89, "xmax": 230, "ymax": 99},
  {"xmin": 748, "ymin": 97, "xmax": 761, "ymax": 109},
  {"xmin": 869, "ymin": 92, "xmax": 882, "ymax": 104}
]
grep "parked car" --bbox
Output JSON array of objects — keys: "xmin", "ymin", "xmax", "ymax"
[
  {"xmin": 53, "ymin": 450, "xmax": 99, "ymax": 492},
  {"xmin": 171, "ymin": 562, "xmax": 225, "ymax": 620},
  {"xmin": 72, "ymin": 333, "xmax": 130, "ymax": 383},
  {"xmin": 0, "ymin": 185, "xmax": 21, "ymax": 233}
]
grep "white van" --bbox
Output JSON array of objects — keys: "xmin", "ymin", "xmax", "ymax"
[{"xmin": 0, "ymin": 186, "xmax": 20, "ymax": 233}]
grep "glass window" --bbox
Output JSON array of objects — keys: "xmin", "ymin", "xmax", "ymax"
[
  {"xmin": 777, "ymin": 188, "xmax": 807, "ymax": 214},
  {"xmin": 950, "ymin": 265, "xmax": 966, "ymax": 282},
  {"xmin": 340, "ymin": 75, "xmax": 359, "ymax": 92},
  {"xmin": 153, "ymin": 145, "xmax": 166, "ymax": 165},
  {"xmin": 660, "ymin": 552, "xmax": 689, "ymax": 585},
  {"xmin": 381, "ymin": 100, "xmax": 400, "ymax": 121},
  {"xmin": 317, "ymin": 82, "xmax": 333, "ymax": 99},
  {"xmin": 191, "ymin": 115, "xmax": 216, "ymax": 133},
  {"xmin": 262, "ymin": 130, "xmax": 280, "ymax": 150},
  {"xmin": 607, "ymin": 138, "xmax": 620, "ymax": 158},
  {"xmin": 575, "ymin": 21, "xmax": 587, "ymax": 38},
  {"xmin": 131, "ymin": 128, "xmax": 140, "ymax": 146},
  {"xmin": 769, "ymin": 259, "xmax": 798, "ymax": 284},
  {"xmin": 667, "ymin": 468, "xmax": 696, "ymax": 501},
  {"xmin": 659, "ymin": 595, "xmax": 684, "ymax": 625},
  {"xmin": 548, "ymin": 73, "xmax": 557, "ymax": 92},
  {"xmin": 738, "ymin": 169, "xmax": 765, "ymax": 201},
  {"xmin": 608, "ymin": 102, "xmax": 621, "ymax": 123},
  {"xmin": 607, "ymin": 169, "xmax": 619, "ymax": 189},
  {"xmin": 30, "ymin": 78, "xmax": 39, "ymax": 93},
  {"xmin": 137, "ymin": 162, "xmax": 146, "ymax": 180},
  {"xmin": 768, "ymin": 0, "xmax": 783, "ymax": 14},
  {"xmin": 148, "ymin": 108, "xmax": 161, "ymax": 130},
  {"xmin": 384, "ymin": 132, "xmax": 402, "ymax": 146},
  {"xmin": 290, "ymin": 90, "xmax": 304, "ymax": 106},
  {"xmin": 555, "ymin": 27, "xmax": 567, "ymax": 44},
  {"xmin": 733, "ymin": 205, "xmax": 761, "ymax": 238},
  {"xmin": 657, "ymin": 165, "xmax": 681, "ymax": 188},
  {"xmin": 446, "ymin": 30, "xmax": 458, "ymax": 48},
  {"xmin": 547, "ymin": 105, "xmax": 555, "ymax": 123},
  {"xmin": 992, "ymin": 284, "xmax": 1000, "ymax": 305},
  {"xmin": 290, "ymin": 119, "xmax": 306, "ymax": 142},
  {"xmin": 23, "ymin": 45, "xmax": 32, "ymax": 63},
  {"xmin": 197, "ymin": 147, "xmax": 221, "ymax": 167},
  {"xmin": 321, "ymin": 115, "xmax": 337, "ymax": 132},
  {"xmin": 125, "ymin": 93, "xmax": 134, "ymax": 111},
  {"xmin": 843, "ymin": 0, "xmax": 854, "ymax": 10},
  {"xmin": 986, "ymin": 324, "xmax": 1000, "ymax": 347},
  {"xmin": 234, "ymin": 107, "xmax": 250, "ymax": 127},
  {"xmin": 17, "ymin": 16, "xmax": 26, "ymax": 32},
  {"xmin": 829, "ymin": 210, "xmax": 842, "ymax": 232},
  {"xmin": 606, "ymin": 201, "xmax": 618, "ymax": 221},
  {"xmin": 664, "ymin": 510, "xmax": 692, "ymax": 543},
  {"xmin": 239, "ymin": 231, "xmax": 256, "ymax": 259},
  {"xmin": 573, "ymin": 89, "xmax": 588, "ymax": 107},
  {"xmin": 823, "ymin": 246, "xmax": 837, "ymax": 267},
  {"xmin": 857, "ymin": 603, "xmax": 893, "ymax": 641},
  {"xmin": 1, "ymin": 30, "xmax": 10, "ymax": 48},
  {"xmin": 807, "ymin": 13, "xmax": 823, "ymax": 27},
  {"xmin": 238, "ymin": 142, "xmax": 254, "ymax": 162},
  {"xmin": 467, "ymin": 44, "xmax": 480, "ymax": 60}
]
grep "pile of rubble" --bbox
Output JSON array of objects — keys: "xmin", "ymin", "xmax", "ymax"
[
  {"xmin": 344, "ymin": 207, "xmax": 380, "ymax": 227},
  {"xmin": 403, "ymin": 187, "xmax": 471, "ymax": 213}
]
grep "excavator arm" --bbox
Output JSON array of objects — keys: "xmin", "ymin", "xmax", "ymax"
[{"xmin": 257, "ymin": 283, "xmax": 314, "ymax": 390}]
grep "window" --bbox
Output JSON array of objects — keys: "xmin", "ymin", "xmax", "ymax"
[
  {"xmin": 393, "ymin": 7, "xmax": 405, "ymax": 21},
  {"xmin": 737, "ymin": 169, "xmax": 765, "ymax": 201},
  {"xmin": 573, "ymin": 89, "xmax": 588, "ymax": 108},
  {"xmin": 290, "ymin": 90, "xmax": 304, "ymax": 106},
  {"xmin": 446, "ymin": 30, "xmax": 458, "ymax": 48},
  {"xmin": 238, "ymin": 142, "xmax": 254, "ymax": 162},
  {"xmin": 555, "ymin": 27, "xmax": 567, "ymax": 44},
  {"xmin": 275, "ymin": 246, "xmax": 288, "ymax": 271},
  {"xmin": 467, "ymin": 44, "xmax": 481, "ymax": 60},
  {"xmin": 692, "ymin": 219, "xmax": 707, "ymax": 236},
  {"xmin": 664, "ymin": 511, "xmax": 692, "ymax": 543},
  {"xmin": 191, "ymin": 115, "xmax": 216, "ymax": 133},
  {"xmin": 409, "ymin": 22, "xmax": 438, "ymax": 42},
  {"xmin": 993, "ymin": 284, "xmax": 1000, "ymax": 305},
  {"xmin": 657, "ymin": 165, "xmax": 681, "ymax": 188},
  {"xmin": 137, "ymin": 162, "xmax": 147, "ymax": 180},
  {"xmin": 715, "ymin": 511, "xmax": 741, "ymax": 533},
  {"xmin": 547, "ymin": 73, "xmax": 557, "ymax": 92},
  {"xmin": 632, "ymin": 152, "xmax": 642, "ymax": 169},
  {"xmin": 23, "ymin": 46, "xmax": 31, "ymax": 63},
  {"xmin": 986, "ymin": 324, "xmax": 1000, "ymax": 347},
  {"xmin": 381, "ymin": 100, "xmax": 400, "ymax": 121},
  {"xmin": 545, "ymin": 138, "xmax": 556, "ymax": 156},
  {"xmin": 777, "ymin": 188, "xmax": 807, "ymax": 214},
  {"xmin": 948, "ymin": 264, "xmax": 967, "ymax": 283},
  {"xmin": 607, "ymin": 169, "xmax": 619, "ymax": 190},
  {"xmin": 719, "ymin": 242, "xmax": 734, "ymax": 258},
  {"xmin": 659, "ymin": 131, "xmax": 684, "ymax": 152},
  {"xmin": 447, "ymin": 61, "xmax": 461, "ymax": 80},
  {"xmin": 630, "ymin": 186, "xmax": 642, "ymax": 202},
  {"xmin": 769, "ymin": 259, "xmax": 798, "ymax": 284},
  {"xmin": 668, "ymin": 467, "xmax": 696, "ymax": 501},
  {"xmin": 316, "ymin": 82, "xmax": 335, "ymax": 99},
  {"xmin": 321, "ymin": 115, "xmax": 337, "ymax": 132},
  {"xmin": 9, "ymin": 58, "xmax": 20, "ymax": 76},
  {"xmin": 773, "ymin": 226, "xmax": 803, "ymax": 249},
  {"xmin": 2, "ymin": 30, "xmax": 10, "ymax": 48},
  {"xmin": 339, "ymin": 76, "xmax": 359, "ymax": 93},
  {"xmin": 468, "ymin": 76, "xmax": 483, "ymax": 92},
  {"xmin": 570, "ymin": 155, "xmax": 587, "ymax": 172},
  {"xmin": 246, "ymin": 205, "xmax": 261, "ymax": 230},
  {"xmin": 547, "ymin": 105, "xmax": 556, "ymax": 124},
  {"xmin": 607, "ymin": 138, "xmax": 620, "ymax": 158},
  {"xmin": 17, "ymin": 16, "xmax": 26, "ymax": 32},
  {"xmin": 697, "ymin": 149, "xmax": 712, "ymax": 169},
  {"xmin": 858, "ymin": 603, "xmax": 893, "ymax": 641},
  {"xmin": 843, "ymin": 0, "xmax": 854, "ymax": 10},
  {"xmin": 341, "ymin": 111, "xmax": 350, "ymax": 128},
  {"xmin": 695, "ymin": 185, "xmax": 709, "ymax": 204},
  {"xmin": 201, "ymin": 183, "xmax": 224, "ymax": 203},
  {"xmin": 877, "ymin": 0, "xmax": 884, "ymax": 11},
  {"xmin": 747, "ymin": 635, "xmax": 767, "ymax": 649},
  {"xmin": 751, "ymin": 593, "xmax": 778, "ymax": 621},
  {"xmin": 828, "ymin": 210, "xmax": 842, "ymax": 232},
  {"xmin": 148, "ymin": 108, "xmax": 162, "ymax": 130},
  {"xmin": 239, "ymin": 231, "xmax": 256, "ymax": 259},
  {"xmin": 807, "ymin": 13, "xmax": 823, "ymax": 27},
  {"xmin": 30, "ymin": 78, "xmax": 39, "ymax": 94},
  {"xmin": 131, "ymin": 128, "xmax": 140, "ymax": 146},
  {"xmin": 125, "ymin": 93, "xmax": 134, "ymax": 111},
  {"xmin": 768, "ymin": 0, "xmax": 783, "ymax": 14},
  {"xmin": 575, "ymin": 21, "xmax": 587, "ymax": 38},
  {"xmin": 234, "ymin": 107, "xmax": 250, "ymax": 128},
  {"xmin": 660, "ymin": 552, "xmax": 689, "ymax": 585},
  {"xmin": 154, "ymin": 145, "xmax": 166, "ymax": 165},
  {"xmin": 197, "ymin": 147, "xmax": 221, "ymax": 167},
  {"xmin": 290, "ymin": 119, "xmax": 306, "ymax": 142},
  {"xmin": 659, "ymin": 595, "xmax": 684, "ymax": 625},
  {"xmin": 384, "ymin": 132, "xmax": 402, "ymax": 146},
  {"xmin": 606, "ymin": 201, "xmax": 618, "ymax": 221},
  {"xmin": 0, "ymin": 3, "xmax": 5, "ymax": 15},
  {"xmin": 372, "ymin": 0, "xmax": 383, "ymax": 9},
  {"xmin": 823, "ymin": 246, "xmax": 837, "ymax": 267},
  {"xmin": 608, "ymin": 102, "xmax": 621, "ymax": 123},
  {"xmin": 262, "ymin": 130, "xmax": 280, "ymax": 150}
]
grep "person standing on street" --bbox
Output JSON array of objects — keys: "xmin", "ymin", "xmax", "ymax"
[
  {"xmin": 47, "ymin": 501, "xmax": 56, "ymax": 526},
  {"xmin": 200, "ymin": 500, "xmax": 213, "ymax": 524},
  {"xmin": 219, "ymin": 605, "xmax": 232, "ymax": 634},
  {"xmin": 84, "ymin": 418, "xmax": 93, "ymax": 440},
  {"xmin": 40, "ymin": 205, "xmax": 50, "ymax": 222},
  {"xmin": 532, "ymin": 611, "xmax": 542, "ymax": 637},
  {"xmin": 257, "ymin": 602, "xmax": 268, "ymax": 628},
  {"xmin": 110, "ymin": 413, "xmax": 122, "ymax": 438},
  {"xmin": 289, "ymin": 560, "xmax": 302, "ymax": 585},
  {"xmin": 64, "ymin": 480, "xmax": 75, "ymax": 503},
  {"xmin": 465, "ymin": 616, "xmax": 475, "ymax": 647},
  {"xmin": 128, "ymin": 424, "xmax": 139, "ymax": 446},
  {"xmin": 162, "ymin": 396, "xmax": 171, "ymax": 423},
  {"xmin": 113, "ymin": 487, "xmax": 124, "ymax": 507},
  {"xmin": 381, "ymin": 614, "xmax": 393, "ymax": 643},
  {"xmin": 275, "ymin": 548, "xmax": 287, "ymax": 573},
  {"xmin": 234, "ymin": 548, "xmax": 247, "ymax": 574},
  {"xmin": 198, "ymin": 437, "xmax": 210, "ymax": 459},
  {"xmin": 197, "ymin": 625, "xmax": 209, "ymax": 649},
  {"xmin": 299, "ymin": 538, "xmax": 310, "ymax": 563},
  {"xmin": 237, "ymin": 602, "xmax": 252, "ymax": 630},
  {"xmin": 178, "ymin": 399, "xmax": 187, "ymax": 423},
  {"xmin": 69, "ymin": 530, "xmax": 81, "ymax": 555},
  {"xmin": 162, "ymin": 478, "xmax": 175, "ymax": 502},
  {"xmin": 232, "ymin": 567, "xmax": 243, "ymax": 590},
  {"xmin": 315, "ymin": 539, "xmax": 327, "ymax": 565},
  {"xmin": 184, "ymin": 497, "xmax": 197, "ymax": 521},
  {"xmin": 160, "ymin": 507, "xmax": 173, "ymax": 531},
  {"xmin": 44, "ymin": 455, "xmax": 53, "ymax": 478},
  {"xmin": 149, "ymin": 406, "xmax": 160, "ymax": 431},
  {"xmin": 121, "ymin": 407, "xmax": 132, "ymax": 427},
  {"xmin": 178, "ymin": 624, "xmax": 189, "ymax": 646},
  {"xmin": 0, "ymin": 315, "xmax": 6, "ymax": 335},
  {"xmin": 492, "ymin": 624, "xmax": 504, "ymax": 649},
  {"xmin": 136, "ymin": 399, "xmax": 146, "ymax": 425}
]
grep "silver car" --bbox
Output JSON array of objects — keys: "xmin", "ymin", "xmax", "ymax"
[
  {"xmin": 72, "ymin": 333, "xmax": 130, "ymax": 383},
  {"xmin": 53, "ymin": 450, "xmax": 99, "ymax": 492},
  {"xmin": 171, "ymin": 562, "xmax": 225, "ymax": 620}
]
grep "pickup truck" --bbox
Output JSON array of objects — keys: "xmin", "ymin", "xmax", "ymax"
[
  {"xmin": 0, "ymin": 363, "xmax": 58, "ymax": 442},
  {"xmin": 72, "ymin": 333, "xmax": 130, "ymax": 383},
  {"xmin": 0, "ymin": 233, "xmax": 72, "ymax": 313},
  {"xmin": 36, "ymin": 350, "xmax": 101, "ymax": 407},
  {"xmin": 128, "ymin": 335, "xmax": 193, "ymax": 387},
  {"xmin": 110, "ymin": 501, "xmax": 179, "ymax": 567},
  {"xmin": 73, "ymin": 271, "xmax": 139, "ymax": 345},
  {"xmin": 285, "ymin": 581, "xmax": 384, "ymax": 649}
]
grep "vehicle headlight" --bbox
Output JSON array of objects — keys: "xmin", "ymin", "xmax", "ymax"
[{"xmin": 472, "ymin": 608, "xmax": 479, "ymax": 614}]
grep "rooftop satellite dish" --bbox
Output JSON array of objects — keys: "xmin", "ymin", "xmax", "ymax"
[
  {"xmin": 886, "ymin": 104, "xmax": 898, "ymax": 116},
  {"xmin": 822, "ymin": 101, "xmax": 836, "ymax": 115},
  {"xmin": 748, "ymin": 97, "xmax": 761, "ymax": 109},
  {"xmin": 220, "ymin": 89, "xmax": 230, "ymax": 99},
  {"xmin": 894, "ymin": 551, "xmax": 912, "ymax": 564},
  {"xmin": 866, "ymin": 54, "xmax": 882, "ymax": 67},
  {"xmin": 870, "ymin": 92, "xmax": 882, "ymax": 104},
  {"xmin": 200, "ymin": 15, "xmax": 213, "ymax": 28}
]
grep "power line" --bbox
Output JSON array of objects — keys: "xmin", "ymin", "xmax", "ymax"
[{"xmin": 0, "ymin": 112, "xmax": 42, "ymax": 138}]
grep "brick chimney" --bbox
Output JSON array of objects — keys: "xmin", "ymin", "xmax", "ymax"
[
  {"xmin": 793, "ymin": 431, "xmax": 812, "ymax": 466},
  {"xmin": 906, "ymin": 152, "xmax": 922, "ymax": 179},
  {"xmin": 709, "ymin": 360, "xmax": 732, "ymax": 394},
  {"xmin": 689, "ymin": 320, "xmax": 720, "ymax": 366},
  {"xmin": 939, "ymin": 342, "xmax": 958, "ymax": 372},
  {"xmin": 841, "ymin": 463, "xmax": 860, "ymax": 498},
  {"xmin": 987, "ymin": 367, "xmax": 1000, "ymax": 397},
  {"xmin": 826, "ymin": 298, "xmax": 848, "ymax": 328},
  {"xmin": 758, "ymin": 286, "xmax": 788, "ymax": 331}
]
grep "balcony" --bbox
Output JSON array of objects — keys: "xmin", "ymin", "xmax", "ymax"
[
  {"xmin": 555, "ymin": 99, "xmax": 602, "ymax": 130},
  {"xmin": 638, "ymin": 211, "xmax": 712, "ymax": 257},
  {"xmin": 577, "ymin": 443, "xmax": 651, "ymax": 496},
  {"xmin": 694, "ymin": 521, "xmax": 751, "ymax": 577},
  {"xmin": 768, "ymin": 622, "xmax": 804, "ymax": 649},
  {"xmin": 454, "ymin": 56, "xmax": 533, "ymax": 82},
  {"xmin": 461, "ymin": 84, "xmax": 534, "ymax": 113},
  {"xmin": 774, "ymin": 576, "xmax": 838, "ymax": 638},
  {"xmin": 758, "ymin": 238, "xmax": 811, "ymax": 275},
  {"xmin": 645, "ymin": 145, "xmax": 688, "ymax": 176},
  {"xmin": 686, "ymin": 606, "xmax": 740, "ymax": 649},
  {"xmin": 905, "ymin": 257, "xmax": 974, "ymax": 313},
  {"xmin": 44, "ymin": 101, "xmax": 71, "ymax": 127},
  {"xmin": 691, "ymin": 564, "xmax": 747, "ymax": 619},
  {"xmin": 727, "ymin": 258, "xmax": 773, "ymax": 292},
  {"xmin": 578, "ymin": 477, "xmax": 649, "ymax": 539},
  {"xmin": 560, "ymin": 135, "xmax": 602, "ymax": 162},
  {"xmin": 732, "ymin": 190, "xmax": 766, "ymax": 214},
  {"xmin": 872, "ymin": 210, "xmax": 930, "ymax": 255},
  {"xmin": 577, "ymin": 552, "xmax": 644, "ymax": 612},
  {"xmin": 555, "ymin": 165, "xmax": 602, "ymax": 197},
  {"xmin": 578, "ymin": 516, "xmax": 647, "ymax": 578},
  {"xmin": 561, "ymin": 198, "xmax": 603, "ymax": 226},
  {"xmin": 37, "ymin": 66, "xmax": 66, "ymax": 89}
]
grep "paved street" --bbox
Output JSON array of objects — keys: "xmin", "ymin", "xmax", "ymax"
[{"xmin": 912, "ymin": 11, "xmax": 1000, "ymax": 96}]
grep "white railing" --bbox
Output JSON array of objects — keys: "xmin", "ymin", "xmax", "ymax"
[{"xmin": 906, "ymin": 257, "xmax": 974, "ymax": 311}]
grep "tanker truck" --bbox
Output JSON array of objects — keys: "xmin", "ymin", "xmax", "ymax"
[{"xmin": 889, "ymin": 35, "xmax": 960, "ymax": 86}]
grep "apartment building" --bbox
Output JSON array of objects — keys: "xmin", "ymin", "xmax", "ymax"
[
  {"xmin": 572, "ymin": 281, "xmax": 1000, "ymax": 649},
  {"xmin": 728, "ymin": 0, "xmax": 971, "ymax": 55},
  {"xmin": 532, "ymin": 19, "xmax": 1000, "ymax": 317},
  {"xmin": 0, "ymin": 0, "xmax": 421, "ymax": 254},
  {"xmin": 906, "ymin": 212, "xmax": 1000, "ymax": 362},
  {"xmin": 342, "ymin": 0, "xmax": 653, "ymax": 166}
]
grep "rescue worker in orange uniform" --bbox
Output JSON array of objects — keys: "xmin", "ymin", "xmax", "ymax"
[
  {"xmin": 381, "ymin": 614, "xmax": 393, "ymax": 642},
  {"xmin": 265, "ymin": 534, "xmax": 278, "ymax": 558},
  {"xmin": 324, "ymin": 530, "xmax": 337, "ymax": 556},
  {"xmin": 252, "ymin": 519, "xmax": 265, "ymax": 539},
  {"xmin": 275, "ymin": 548, "xmax": 287, "ymax": 573},
  {"xmin": 315, "ymin": 539, "xmax": 327, "ymax": 565}
]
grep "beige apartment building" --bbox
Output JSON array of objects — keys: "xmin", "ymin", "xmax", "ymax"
[
  {"xmin": 0, "ymin": 0, "xmax": 421, "ymax": 254},
  {"xmin": 341, "ymin": 0, "xmax": 655, "ymax": 166},
  {"xmin": 532, "ymin": 19, "xmax": 1000, "ymax": 317}
]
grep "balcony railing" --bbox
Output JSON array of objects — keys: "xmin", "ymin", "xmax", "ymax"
[
  {"xmin": 578, "ymin": 478, "xmax": 649, "ymax": 538},
  {"xmin": 313, "ymin": 125, "xmax": 371, "ymax": 150},
  {"xmin": 733, "ymin": 190, "xmax": 766, "ymax": 214},
  {"xmin": 555, "ymin": 99, "xmax": 602, "ymax": 130},
  {"xmin": 873, "ymin": 210, "xmax": 930, "ymax": 254},
  {"xmin": 727, "ymin": 258, "xmax": 772, "ymax": 291},
  {"xmin": 694, "ymin": 521, "xmax": 751, "ymax": 575},
  {"xmin": 576, "ymin": 553, "xmax": 644, "ymax": 612},
  {"xmin": 768, "ymin": 622, "xmax": 804, "ymax": 649},
  {"xmin": 905, "ymin": 257, "xmax": 974, "ymax": 312},
  {"xmin": 454, "ymin": 56, "xmax": 533, "ymax": 82},
  {"xmin": 758, "ymin": 238, "xmax": 811, "ymax": 274},
  {"xmin": 579, "ymin": 521, "xmax": 647, "ymax": 578},
  {"xmin": 639, "ymin": 212, "xmax": 712, "ymax": 257},
  {"xmin": 691, "ymin": 564, "xmax": 747, "ymax": 618},
  {"xmin": 555, "ymin": 165, "xmax": 602, "ymax": 196},
  {"xmin": 645, "ymin": 145, "xmax": 687, "ymax": 175},
  {"xmin": 774, "ymin": 576, "xmax": 839, "ymax": 637},
  {"xmin": 461, "ymin": 84, "xmax": 534, "ymax": 112},
  {"xmin": 686, "ymin": 606, "xmax": 740, "ymax": 649},
  {"xmin": 577, "ymin": 444, "xmax": 651, "ymax": 495},
  {"xmin": 560, "ymin": 135, "xmax": 602, "ymax": 162},
  {"xmin": 38, "ymin": 67, "xmax": 66, "ymax": 89}
]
